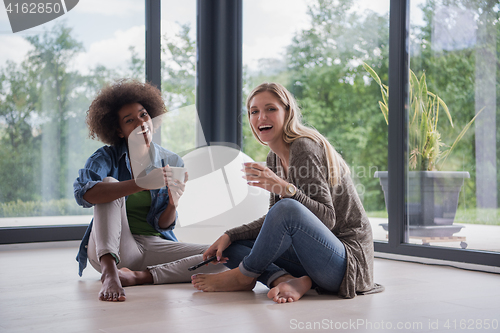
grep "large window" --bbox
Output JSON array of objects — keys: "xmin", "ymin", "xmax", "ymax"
[
  {"xmin": 0, "ymin": 1, "xmax": 145, "ymax": 229},
  {"xmin": 405, "ymin": 0, "xmax": 500, "ymax": 253},
  {"xmin": 242, "ymin": 0, "xmax": 390, "ymax": 242}
]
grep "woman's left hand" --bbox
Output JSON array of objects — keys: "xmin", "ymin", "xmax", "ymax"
[
  {"xmin": 166, "ymin": 166, "xmax": 188, "ymax": 207},
  {"xmin": 242, "ymin": 162, "xmax": 289, "ymax": 197}
]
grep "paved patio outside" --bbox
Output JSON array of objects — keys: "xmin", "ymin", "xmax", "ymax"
[{"xmin": 370, "ymin": 217, "xmax": 500, "ymax": 252}]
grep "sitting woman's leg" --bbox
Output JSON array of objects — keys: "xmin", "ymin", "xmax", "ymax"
[
  {"xmin": 243, "ymin": 199, "xmax": 346, "ymax": 291},
  {"xmin": 221, "ymin": 240, "xmax": 255, "ymax": 270},
  {"xmin": 120, "ymin": 237, "xmax": 228, "ymax": 285},
  {"xmin": 262, "ymin": 201, "xmax": 347, "ymax": 302},
  {"xmin": 192, "ymin": 199, "xmax": 346, "ymax": 302},
  {"xmin": 88, "ymin": 177, "xmax": 143, "ymax": 302}
]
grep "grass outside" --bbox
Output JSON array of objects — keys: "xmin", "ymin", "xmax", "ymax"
[
  {"xmin": 366, "ymin": 208, "xmax": 500, "ymax": 226},
  {"xmin": 366, "ymin": 210, "xmax": 388, "ymax": 219},
  {"xmin": 0, "ymin": 199, "xmax": 90, "ymax": 218}
]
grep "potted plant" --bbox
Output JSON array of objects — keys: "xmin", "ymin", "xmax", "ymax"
[{"xmin": 364, "ymin": 63, "xmax": 483, "ymax": 237}]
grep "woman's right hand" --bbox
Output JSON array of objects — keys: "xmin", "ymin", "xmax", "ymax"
[{"xmin": 204, "ymin": 234, "xmax": 231, "ymax": 263}]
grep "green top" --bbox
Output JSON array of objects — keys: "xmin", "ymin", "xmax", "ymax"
[{"xmin": 126, "ymin": 190, "xmax": 161, "ymax": 237}]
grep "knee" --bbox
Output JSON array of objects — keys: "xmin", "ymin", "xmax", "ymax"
[
  {"xmin": 94, "ymin": 178, "xmax": 125, "ymax": 209},
  {"xmin": 266, "ymin": 198, "xmax": 307, "ymax": 225},
  {"xmin": 267, "ymin": 199, "xmax": 304, "ymax": 222}
]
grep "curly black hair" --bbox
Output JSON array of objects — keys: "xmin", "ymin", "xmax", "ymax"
[{"xmin": 86, "ymin": 79, "xmax": 166, "ymax": 146}]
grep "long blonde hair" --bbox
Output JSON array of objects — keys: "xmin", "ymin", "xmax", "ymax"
[{"xmin": 246, "ymin": 82, "xmax": 350, "ymax": 186}]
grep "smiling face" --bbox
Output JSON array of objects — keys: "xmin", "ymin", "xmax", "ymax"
[
  {"xmin": 248, "ymin": 91, "xmax": 288, "ymax": 146},
  {"xmin": 117, "ymin": 102, "xmax": 153, "ymax": 145}
]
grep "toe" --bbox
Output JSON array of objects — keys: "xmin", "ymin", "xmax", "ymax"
[{"xmin": 267, "ymin": 288, "xmax": 279, "ymax": 300}]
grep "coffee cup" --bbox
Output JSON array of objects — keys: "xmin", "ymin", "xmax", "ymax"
[{"xmin": 169, "ymin": 166, "xmax": 187, "ymax": 183}]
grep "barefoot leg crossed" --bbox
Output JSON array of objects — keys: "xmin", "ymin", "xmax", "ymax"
[
  {"xmin": 191, "ymin": 267, "xmax": 256, "ymax": 292},
  {"xmin": 267, "ymin": 275, "xmax": 312, "ymax": 303},
  {"xmin": 118, "ymin": 267, "xmax": 154, "ymax": 287},
  {"xmin": 99, "ymin": 254, "xmax": 126, "ymax": 302}
]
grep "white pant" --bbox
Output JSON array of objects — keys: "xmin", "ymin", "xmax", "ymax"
[{"xmin": 87, "ymin": 177, "xmax": 227, "ymax": 284}]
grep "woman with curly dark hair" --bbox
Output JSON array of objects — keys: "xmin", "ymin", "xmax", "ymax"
[{"xmin": 74, "ymin": 79, "xmax": 226, "ymax": 302}]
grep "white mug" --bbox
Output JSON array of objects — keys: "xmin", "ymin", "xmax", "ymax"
[{"xmin": 169, "ymin": 166, "xmax": 187, "ymax": 183}]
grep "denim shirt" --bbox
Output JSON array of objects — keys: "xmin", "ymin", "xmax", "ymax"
[{"xmin": 74, "ymin": 140, "xmax": 183, "ymax": 276}]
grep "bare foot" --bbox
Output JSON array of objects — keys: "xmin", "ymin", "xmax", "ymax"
[
  {"xmin": 118, "ymin": 267, "xmax": 153, "ymax": 287},
  {"xmin": 267, "ymin": 276, "xmax": 312, "ymax": 303},
  {"xmin": 99, "ymin": 254, "xmax": 126, "ymax": 302},
  {"xmin": 191, "ymin": 268, "xmax": 256, "ymax": 292},
  {"xmin": 99, "ymin": 272, "xmax": 126, "ymax": 302}
]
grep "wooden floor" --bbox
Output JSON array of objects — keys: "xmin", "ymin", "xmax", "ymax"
[{"xmin": 1, "ymin": 240, "xmax": 499, "ymax": 333}]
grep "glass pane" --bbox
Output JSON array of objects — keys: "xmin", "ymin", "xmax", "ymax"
[
  {"xmin": 408, "ymin": 0, "xmax": 500, "ymax": 252},
  {"xmin": 242, "ymin": 0, "xmax": 390, "ymax": 242},
  {"xmin": 0, "ymin": 2, "xmax": 145, "ymax": 227},
  {"xmin": 160, "ymin": 0, "xmax": 197, "ymax": 154}
]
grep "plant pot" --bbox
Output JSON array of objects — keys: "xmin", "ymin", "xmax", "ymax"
[{"xmin": 374, "ymin": 171, "xmax": 469, "ymax": 236}]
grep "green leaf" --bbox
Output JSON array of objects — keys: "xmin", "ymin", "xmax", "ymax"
[
  {"xmin": 433, "ymin": 94, "xmax": 439, "ymax": 130},
  {"xmin": 420, "ymin": 73, "xmax": 428, "ymax": 114},
  {"xmin": 381, "ymin": 84, "xmax": 389, "ymax": 107},
  {"xmin": 379, "ymin": 101, "xmax": 388, "ymax": 125},
  {"xmin": 419, "ymin": 111, "xmax": 429, "ymax": 162},
  {"xmin": 439, "ymin": 107, "xmax": 485, "ymax": 168},
  {"xmin": 437, "ymin": 96, "xmax": 453, "ymax": 128},
  {"xmin": 363, "ymin": 62, "xmax": 382, "ymax": 86}
]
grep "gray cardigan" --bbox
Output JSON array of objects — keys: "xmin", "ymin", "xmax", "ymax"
[{"xmin": 226, "ymin": 137, "xmax": 380, "ymax": 298}]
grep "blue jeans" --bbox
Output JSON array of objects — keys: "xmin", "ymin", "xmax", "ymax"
[{"xmin": 223, "ymin": 199, "xmax": 347, "ymax": 292}]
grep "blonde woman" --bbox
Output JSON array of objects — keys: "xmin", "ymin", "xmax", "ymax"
[{"xmin": 191, "ymin": 82, "xmax": 382, "ymax": 302}]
